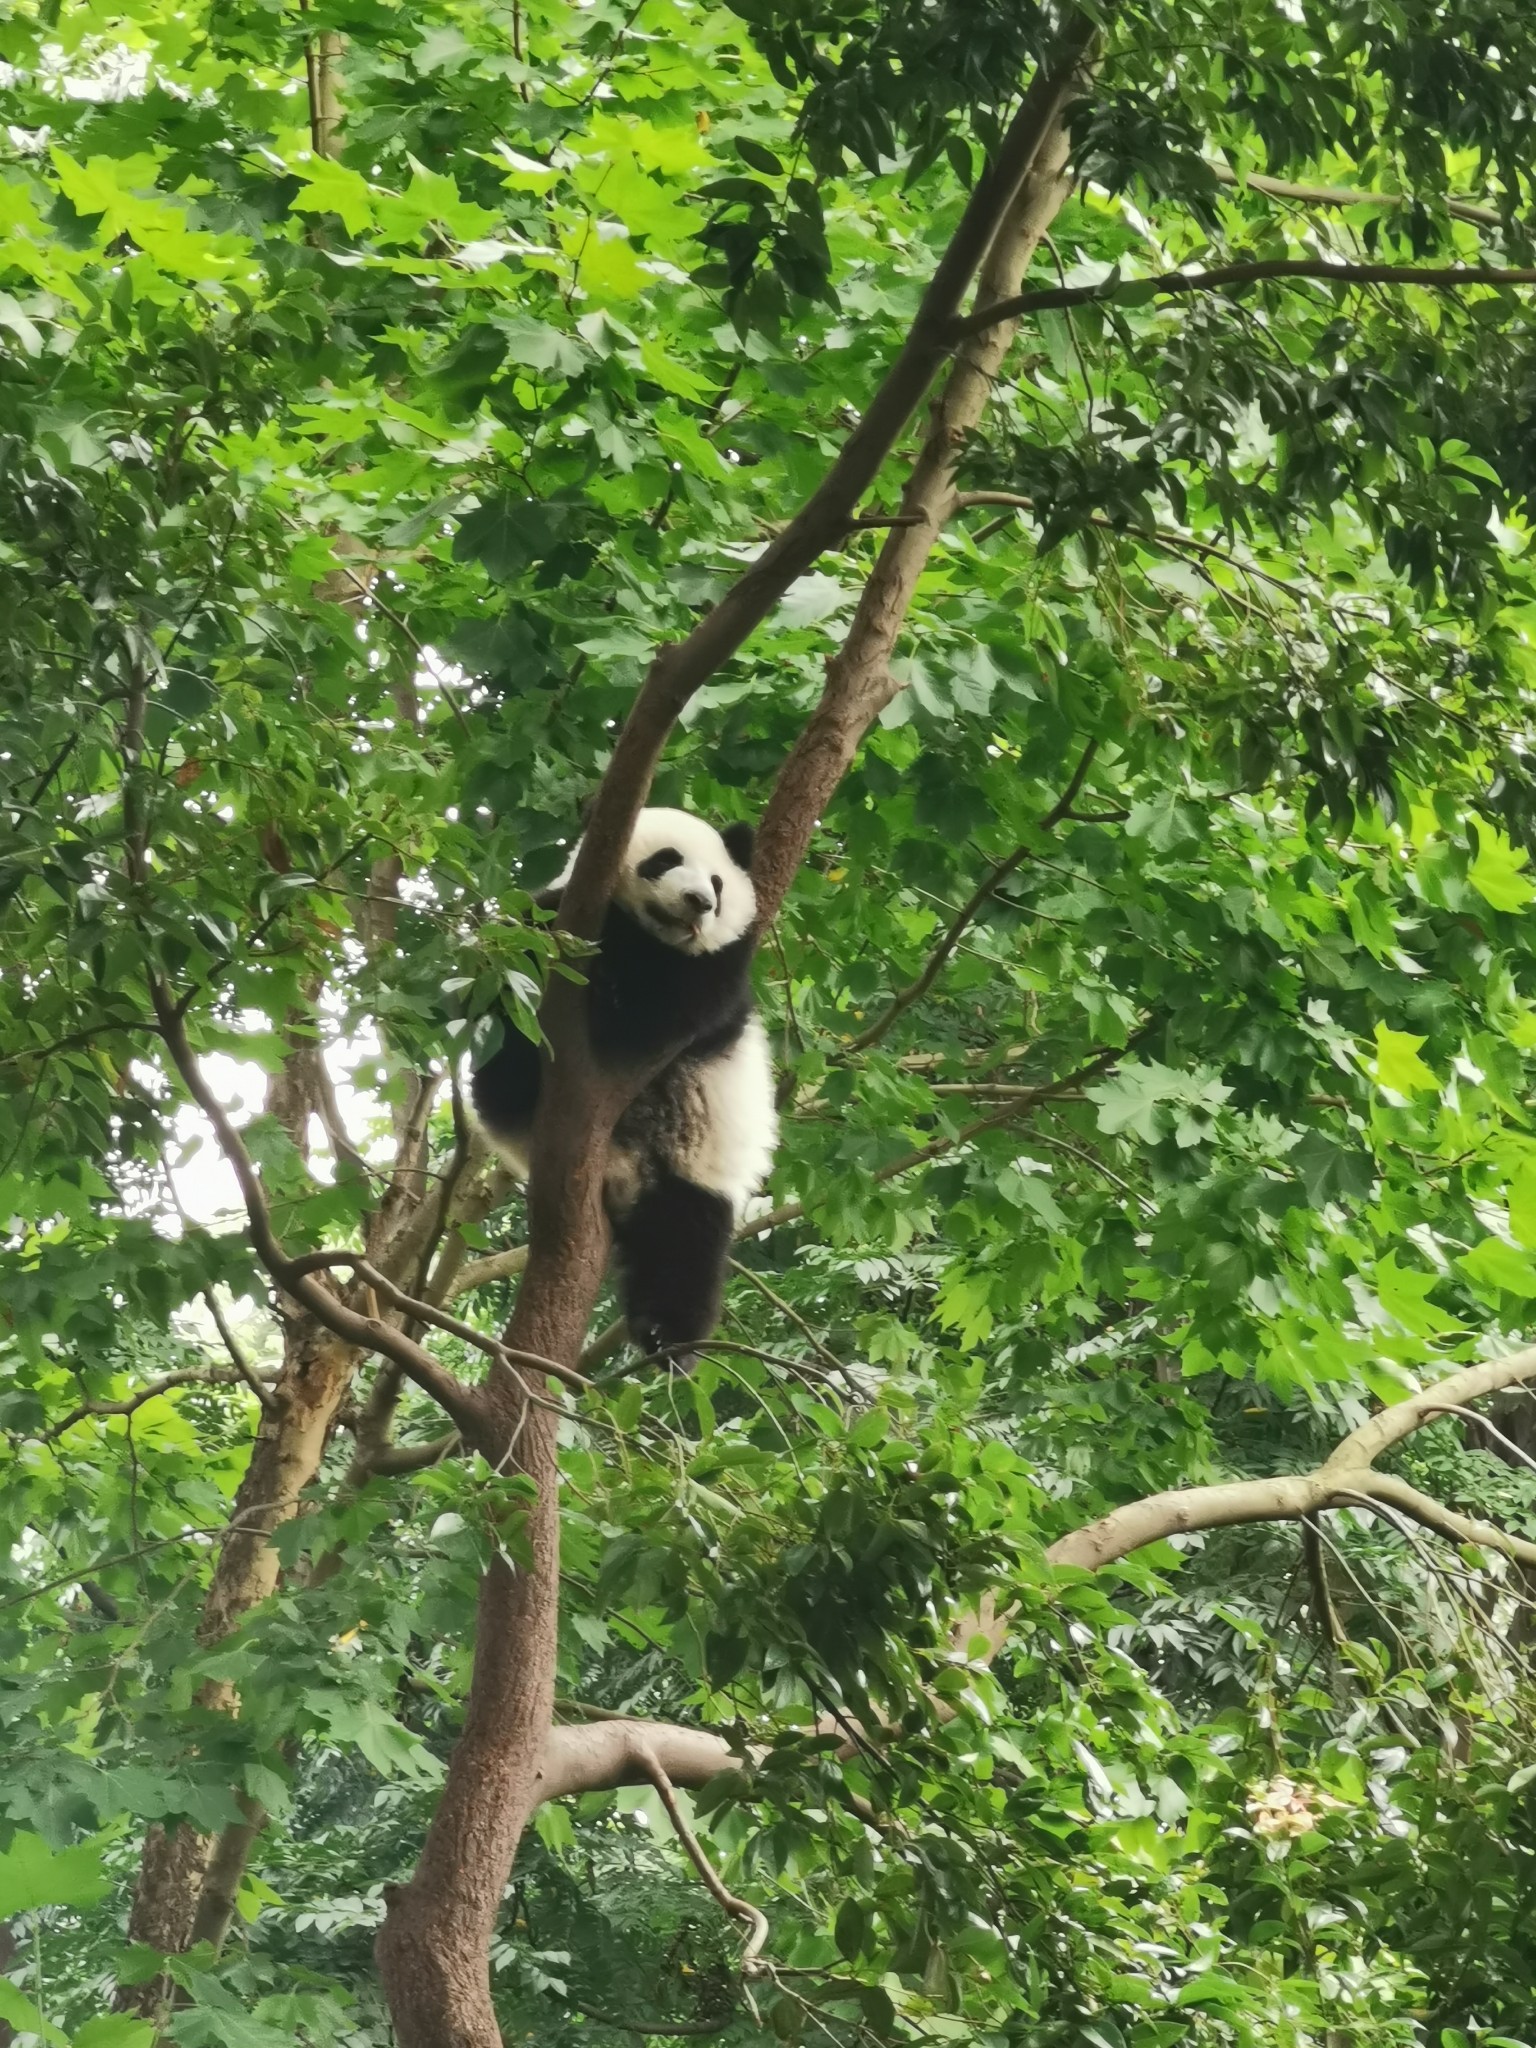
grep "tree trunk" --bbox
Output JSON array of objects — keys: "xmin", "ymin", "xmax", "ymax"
[
  {"xmin": 375, "ymin": 1060, "xmax": 611, "ymax": 2045},
  {"xmin": 373, "ymin": 53, "xmax": 1088, "ymax": 2047},
  {"xmin": 118, "ymin": 1315, "xmax": 361, "ymax": 2012}
]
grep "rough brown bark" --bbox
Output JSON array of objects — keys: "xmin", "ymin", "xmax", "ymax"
[
  {"xmin": 752, "ymin": 119, "xmax": 1075, "ymax": 922},
  {"xmin": 373, "ymin": 33, "xmax": 1093, "ymax": 2045}
]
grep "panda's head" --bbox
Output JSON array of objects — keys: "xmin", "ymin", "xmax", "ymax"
[{"xmin": 613, "ymin": 807, "xmax": 756, "ymax": 955}]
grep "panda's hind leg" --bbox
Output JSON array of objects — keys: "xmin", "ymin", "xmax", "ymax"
[{"xmin": 609, "ymin": 1169, "xmax": 733, "ymax": 1371}]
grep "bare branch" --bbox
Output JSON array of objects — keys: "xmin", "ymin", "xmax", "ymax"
[
  {"xmin": 367, "ymin": 1431, "xmax": 462, "ymax": 1477},
  {"xmin": 638, "ymin": 1749, "xmax": 770, "ymax": 1969},
  {"xmin": 1208, "ymin": 160, "xmax": 1500, "ymax": 229},
  {"xmin": 448, "ymin": 1242, "xmax": 530, "ymax": 1301},
  {"xmin": 958, "ymin": 256, "xmax": 1536, "ymax": 338},
  {"xmin": 1349, "ymin": 1473, "xmax": 1536, "ymax": 1567},
  {"xmin": 752, "ymin": 100, "xmax": 1084, "ymax": 929},
  {"xmin": 1050, "ymin": 1342, "xmax": 1536, "ymax": 1571},
  {"xmin": 563, "ymin": 2004, "xmax": 730, "ymax": 2038}
]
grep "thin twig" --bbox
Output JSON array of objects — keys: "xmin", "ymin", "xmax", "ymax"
[
  {"xmin": 203, "ymin": 1291, "xmax": 279, "ymax": 1414},
  {"xmin": 637, "ymin": 1748, "xmax": 770, "ymax": 1970},
  {"xmin": 839, "ymin": 738, "xmax": 1099, "ymax": 1055}
]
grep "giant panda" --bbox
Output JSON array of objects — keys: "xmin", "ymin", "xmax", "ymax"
[{"xmin": 470, "ymin": 807, "xmax": 778, "ymax": 1367}]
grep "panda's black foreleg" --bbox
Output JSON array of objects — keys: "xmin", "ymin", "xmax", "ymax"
[
  {"xmin": 609, "ymin": 1169, "xmax": 734, "ymax": 1372},
  {"xmin": 468, "ymin": 1012, "xmax": 542, "ymax": 1151}
]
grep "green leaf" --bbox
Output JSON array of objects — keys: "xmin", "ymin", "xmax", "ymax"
[
  {"xmin": 1468, "ymin": 820, "xmax": 1536, "ymax": 912},
  {"xmin": 1372, "ymin": 1023, "xmax": 1438, "ymax": 1096},
  {"xmin": 0, "ymin": 1832, "xmax": 111, "ymax": 1916},
  {"xmin": 1459, "ymin": 1236, "xmax": 1536, "ymax": 1299}
]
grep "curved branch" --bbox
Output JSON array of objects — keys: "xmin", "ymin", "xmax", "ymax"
[
  {"xmin": 448, "ymin": 1242, "xmax": 529, "ymax": 1301},
  {"xmin": 638, "ymin": 1749, "xmax": 770, "ymax": 1970},
  {"xmin": 42, "ymin": 1367, "xmax": 272, "ymax": 1443},
  {"xmin": 1325, "ymin": 1344, "xmax": 1536, "ymax": 1468},
  {"xmin": 286, "ymin": 1250, "xmax": 592, "ymax": 1396},
  {"xmin": 1349, "ymin": 1472, "xmax": 1536, "ymax": 1567},
  {"xmin": 557, "ymin": 18, "xmax": 1099, "ymax": 945},
  {"xmin": 151, "ymin": 984, "xmax": 490, "ymax": 1444}
]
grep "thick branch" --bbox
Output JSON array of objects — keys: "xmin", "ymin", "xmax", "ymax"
[
  {"xmin": 752, "ymin": 103, "xmax": 1084, "ymax": 927},
  {"xmin": 1051, "ymin": 1343, "xmax": 1536, "ymax": 1571},
  {"xmin": 448, "ymin": 1242, "xmax": 529, "ymax": 1301},
  {"xmin": 1350, "ymin": 1471, "xmax": 1536, "ymax": 1566},
  {"xmin": 1324, "ymin": 1343, "xmax": 1536, "ymax": 1468},
  {"xmin": 959, "ymin": 257, "xmax": 1536, "ymax": 337}
]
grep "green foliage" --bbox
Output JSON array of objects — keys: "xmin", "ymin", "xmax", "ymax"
[{"xmin": 7, "ymin": 0, "xmax": 1536, "ymax": 2043}]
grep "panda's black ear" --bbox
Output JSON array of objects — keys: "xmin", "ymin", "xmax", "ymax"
[{"xmin": 721, "ymin": 820, "xmax": 755, "ymax": 872}]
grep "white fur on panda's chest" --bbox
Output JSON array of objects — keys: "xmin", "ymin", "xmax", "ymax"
[
  {"xmin": 678, "ymin": 1014, "xmax": 777, "ymax": 1212},
  {"xmin": 607, "ymin": 1014, "xmax": 777, "ymax": 1219}
]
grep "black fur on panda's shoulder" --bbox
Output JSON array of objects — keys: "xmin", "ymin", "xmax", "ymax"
[{"xmin": 542, "ymin": 891, "xmax": 754, "ymax": 1068}]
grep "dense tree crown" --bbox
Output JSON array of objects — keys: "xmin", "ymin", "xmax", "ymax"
[{"xmin": 6, "ymin": 0, "xmax": 1536, "ymax": 2042}]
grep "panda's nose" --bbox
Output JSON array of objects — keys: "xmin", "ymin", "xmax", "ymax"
[{"xmin": 680, "ymin": 887, "xmax": 713, "ymax": 918}]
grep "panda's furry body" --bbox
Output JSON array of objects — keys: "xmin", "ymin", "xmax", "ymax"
[{"xmin": 470, "ymin": 808, "xmax": 777, "ymax": 1366}]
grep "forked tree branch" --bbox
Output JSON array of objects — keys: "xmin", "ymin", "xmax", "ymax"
[
  {"xmin": 557, "ymin": 19, "xmax": 1099, "ymax": 944},
  {"xmin": 1050, "ymin": 1340, "xmax": 1536, "ymax": 1569},
  {"xmin": 150, "ymin": 985, "xmax": 493, "ymax": 1444},
  {"xmin": 542, "ymin": 1344, "xmax": 1536, "ymax": 1811},
  {"xmin": 376, "ymin": 37, "xmax": 1101, "ymax": 2042}
]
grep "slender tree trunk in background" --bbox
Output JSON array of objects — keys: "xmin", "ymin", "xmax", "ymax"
[
  {"xmin": 374, "ymin": 37, "xmax": 1090, "ymax": 2043},
  {"xmin": 117, "ymin": 1036, "xmax": 364, "ymax": 2013}
]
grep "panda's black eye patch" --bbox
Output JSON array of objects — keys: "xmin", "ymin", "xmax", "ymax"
[{"xmin": 637, "ymin": 848, "xmax": 682, "ymax": 881}]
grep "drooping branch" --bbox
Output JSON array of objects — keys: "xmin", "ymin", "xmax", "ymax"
[{"xmin": 957, "ymin": 256, "xmax": 1536, "ymax": 338}]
